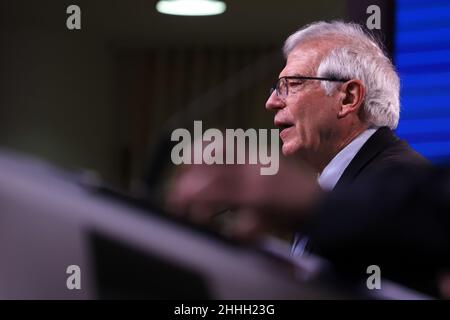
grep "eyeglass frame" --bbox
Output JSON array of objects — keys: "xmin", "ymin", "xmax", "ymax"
[{"xmin": 269, "ymin": 75, "xmax": 349, "ymax": 98}]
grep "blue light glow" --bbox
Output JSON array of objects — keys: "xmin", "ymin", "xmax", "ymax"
[{"xmin": 395, "ymin": 0, "xmax": 450, "ymax": 163}]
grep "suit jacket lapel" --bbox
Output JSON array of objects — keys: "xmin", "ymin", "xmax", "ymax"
[{"xmin": 333, "ymin": 127, "xmax": 399, "ymax": 191}]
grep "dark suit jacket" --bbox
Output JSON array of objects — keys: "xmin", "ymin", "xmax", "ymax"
[
  {"xmin": 333, "ymin": 126, "xmax": 430, "ymax": 192},
  {"xmin": 304, "ymin": 127, "xmax": 449, "ymax": 296}
]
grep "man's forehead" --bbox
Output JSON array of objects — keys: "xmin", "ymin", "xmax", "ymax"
[
  {"xmin": 280, "ymin": 40, "xmax": 333, "ymax": 77},
  {"xmin": 280, "ymin": 47, "xmax": 321, "ymax": 77}
]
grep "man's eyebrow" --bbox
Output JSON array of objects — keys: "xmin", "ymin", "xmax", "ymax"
[
  {"xmin": 278, "ymin": 72, "xmax": 314, "ymax": 79},
  {"xmin": 283, "ymin": 72, "xmax": 312, "ymax": 78}
]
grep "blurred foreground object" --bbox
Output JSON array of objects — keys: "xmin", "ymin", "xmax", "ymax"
[
  {"xmin": 167, "ymin": 159, "xmax": 450, "ymax": 298},
  {"xmin": 0, "ymin": 148, "xmax": 429, "ymax": 299},
  {"xmin": 166, "ymin": 158, "xmax": 320, "ymax": 238}
]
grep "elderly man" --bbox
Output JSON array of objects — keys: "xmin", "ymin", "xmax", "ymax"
[
  {"xmin": 264, "ymin": 21, "xmax": 430, "ymax": 256},
  {"xmin": 169, "ymin": 20, "xmax": 428, "ymax": 229},
  {"xmin": 167, "ymin": 21, "xmax": 437, "ymax": 293},
  {"xmin": 266, "ymin": 21, "xmax": 427, "ymax": 192}
]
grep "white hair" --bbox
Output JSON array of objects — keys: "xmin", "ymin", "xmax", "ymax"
[{"xmin": 283, "ymin": 21, "xmax": 400, "ymax": 129}]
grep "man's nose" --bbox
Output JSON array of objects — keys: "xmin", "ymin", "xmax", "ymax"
[{"xmin": 265, "ymin": 91, "xmax": 285, "ymax": 111}]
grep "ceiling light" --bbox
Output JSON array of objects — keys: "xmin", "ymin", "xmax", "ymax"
[{"xmin": 156, "ymin": 0, "xmax": 226, "ymax": 16}]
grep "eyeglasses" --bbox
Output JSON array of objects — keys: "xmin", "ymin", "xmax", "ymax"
[{"xmin": 269, "ymin": 76, "xmax": 349, "ymax": 99}]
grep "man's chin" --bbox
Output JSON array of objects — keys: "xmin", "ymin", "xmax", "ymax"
[{"xmin": 281, "ymin": 143, "xmax": 299, "ymax": 157}]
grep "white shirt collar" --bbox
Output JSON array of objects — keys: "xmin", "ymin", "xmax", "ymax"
[{"xmin": 317, "ymin": 128, "xmax": 378, "ymax": 191}]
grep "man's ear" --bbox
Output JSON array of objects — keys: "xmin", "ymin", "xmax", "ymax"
[{"xmin": 337, "ymin": 80, "xmax": 365, "ymax": 118}]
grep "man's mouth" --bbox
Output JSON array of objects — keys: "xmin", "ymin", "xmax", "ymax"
[
  {"xmin": 275, "ymin": 120, "xmax": 293, "ymax": 128},
  {"xmin": 274, "ymin": 120, "xmax": 294, "ymax": 138}
]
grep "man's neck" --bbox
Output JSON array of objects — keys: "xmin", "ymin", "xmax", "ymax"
[{"xmin": 308, "ymin": 124, "xmax": 369, "ymax": 174}]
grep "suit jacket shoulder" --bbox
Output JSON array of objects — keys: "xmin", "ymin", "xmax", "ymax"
[{"xmin": 334, "ymin": 127, "xmax": 430, "ymax": 191}]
